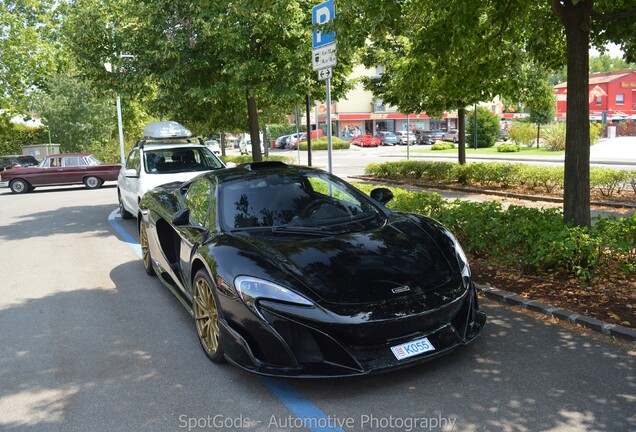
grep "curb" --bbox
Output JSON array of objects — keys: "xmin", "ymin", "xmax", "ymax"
[{"xmin": 476, "ymin": 283, "xmax": 636, "ymax": 342}]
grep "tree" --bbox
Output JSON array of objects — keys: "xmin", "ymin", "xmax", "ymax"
[
  {"xmin": 64, "ymin": 0, "xmax": 356, "ymax": 163},
  {"xmin": 0, "ymin": 0, "xmax": 63, "ymax": 113},
  {"xmin": 466, "ymin": 107, "xmax": 500, "ymax": 149},
  {"xmin": 32, "ymin": 73, "xmax": 114, "ymax": 154},
  {"xmin": 551, "ymin": 0, "xmax": 636, "ymax": 227},
  {"xmin": 343, "ymin": 0, "xmax": 636, "ymax": 227}
]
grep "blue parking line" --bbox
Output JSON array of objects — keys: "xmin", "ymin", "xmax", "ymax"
[
  {"xmin": 108, "ymin": 209, "xmax": 346, "ymax": 432},
  {"xmin": 108, "ymin": 209, "xmax": 142, "ymax": 258},
  {"xmin": 260, "ymin": 377, "xmax": 345, "ymax": 432}
]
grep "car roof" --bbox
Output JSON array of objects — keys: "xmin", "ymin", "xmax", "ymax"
[
  {"xmin": 47, "ymin": 153, "xmax": 91, "ymax": 157},
  {"xmin": 140, "ymin": 142, "xmax": 206, "ymax": 150}
]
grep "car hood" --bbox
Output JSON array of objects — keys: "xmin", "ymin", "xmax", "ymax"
[{"xmin": 236, "ymin": 217, "xmax": 457, "ymax": 305}]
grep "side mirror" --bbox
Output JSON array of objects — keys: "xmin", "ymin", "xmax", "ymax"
[
  {"xmin": 172, "ymin": 207, "xmax": 191, "ymax": 226},
  {"xmin": 370, "ymin": 187, "xmax": 394, "ymax": 205},
  {"xmin": 124, "ymin": 168, "xmax": 138, "ymax": 178}
]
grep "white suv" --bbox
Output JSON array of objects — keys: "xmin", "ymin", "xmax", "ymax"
[{"xmin": 117, "ymin": 121, "xmax": 225, "ymax": 219}]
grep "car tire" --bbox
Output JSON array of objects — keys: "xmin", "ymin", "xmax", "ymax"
[
  {"xmin": 454, "ymin": 138, "xmax": 458, "ymax": 143},
  {"xmin": 193, "ymin": 269, "xmax": 226, "ymax": 363},
  {"xmin": 84, "ymin": 176, "xmax": 103, "ymax": 189},
  {"xmin": 118, "ymin": 191, "xmax": 133, "ymax": 220},
  {"xmin": 9, "ymin": 179, "xmax": 30, "ymax": 194},
  {"xmin": 139, "ymin": 221, "xmax": 156, "ymax": 276}
]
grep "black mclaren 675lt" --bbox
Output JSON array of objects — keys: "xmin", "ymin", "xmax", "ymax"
[{"xmin": 138, "ymin": 161, "xmax": 486, "ymax": 377}]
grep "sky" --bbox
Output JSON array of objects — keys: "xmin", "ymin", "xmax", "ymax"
[{"xmin": 590, "ymin": 43, "xmax": 625, "ymax": 58}]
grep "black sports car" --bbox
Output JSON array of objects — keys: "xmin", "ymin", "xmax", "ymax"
[{"xmin": 138, "ymin": 161, "xmax": 486, "ymax": 377}]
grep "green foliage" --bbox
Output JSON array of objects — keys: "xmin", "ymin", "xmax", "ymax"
[
  {"xmin": 355, "ymin": 183, "xmax": 636, "ymax": 285},
  {"xmin": 542, "ymin": 122, "xmax": 567, "ymax": 151},
  {"xmin": 0, "ymin": 116, "xmax": 49, "ymax": 155},
  {"xmin": 466, "ymin": 106, "xmax": 500, "ymax": 148},
  {"xmin": 431, "ymin": 142, "xmax": 454, "ymax": 150},
  {"xmin": 497, "ymin": 143, "xmax": 521, "ymax": 153},
  {"xmin": 589, "ymin": 168, "xmax": 633, "ymax": 198},
  {"xmin": 518, "ymin": 165, "xmax": 564, "ymax": 193},
  {"xmin": 32, "ymin": 73, "xmax": 113, "ymax": 153},
  {"xmin": 508, "ymin": 123, "xmax": 538, "ymax": 147},
  {"xmin": 300, "ymin": 136, "xmax": 349, "ymax": 151},
  {"xmin": 220, "ymin": 155, "xmax": 295, "ymax": 165},
  {"xmin": 590, "ymin": 122, "xmax": 602, "ymax": 145},
  {"xmin": 268, "ymin": 123, "xmax": 301, "ymax": 139}
]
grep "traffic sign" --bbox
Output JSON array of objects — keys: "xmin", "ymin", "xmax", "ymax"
[
  {"xmin": 312, "ymin": 43, "xmax": 337, "ymax": 71},
  {"xmin": 312, "ymin": 0, "xmax": 336, "ymax": 49},
  {"xmin": 317, "ymin": 68, "xmax": 333, "ymax": 81}
]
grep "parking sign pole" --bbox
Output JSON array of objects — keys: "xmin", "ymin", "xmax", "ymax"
[{"xmin": 326, "ymin": 78, "xmax": 333, "ymax": 173}]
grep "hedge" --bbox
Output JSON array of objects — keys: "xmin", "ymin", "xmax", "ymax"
[
  {"xmin": 355, "ymin": 183, "xmax": 635, "ymax": 286},
  {"xmin": 364, "ymin": 160, "xmax": 636, "ymax": 197},
  {"xmin": 299, "ymin": 136, "xmax": 349, "ymax": 150}
]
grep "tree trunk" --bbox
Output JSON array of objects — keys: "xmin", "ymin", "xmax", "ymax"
[
  {"xmin": 457, "ymin": 107, "xmax": 466, "ymax": 165},
  {"xmin": 246, "ymin": 92, "xmax": 262, "ymax": 162},
  {"xmin": 263, "ymin": 124, "xmax": 269, "ymax": 158},
  {"xmin": 220, "ymin": 133, "xmax": 226, "ymax": 157},
  {"xmin": 562, "ymin": 0, "xmax": 592, "ymax": 227}
]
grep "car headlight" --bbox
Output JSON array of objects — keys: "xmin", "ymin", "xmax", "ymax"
[
  {"xmin": 446, "ymin": 231, "xmax": 471, "ymax": 278},
  {"xmin": 234, "ymin": 276, "xmax": 314, "ymax": 315}
]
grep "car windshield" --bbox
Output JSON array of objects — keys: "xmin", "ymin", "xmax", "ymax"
[
  {"xmin": 219, "ymin": 171, "xmax": 385, "ymax": 233},
  {"xmin": 144, "ymin": 147, "xmax": 223, "ymax": 174}
]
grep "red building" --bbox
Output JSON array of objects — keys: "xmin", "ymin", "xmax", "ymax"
[{"xmin": 554, "ymin": 69, "xmax": 636, "ymax": 121}]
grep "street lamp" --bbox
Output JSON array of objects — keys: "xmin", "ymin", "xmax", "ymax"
[
  {"xmin": 104, "ymin": 62, "xmax": 126, "ymax": 164},
  {"xmin": 104, "ymin": 54, "xmax": 135, "ymax": 164}
]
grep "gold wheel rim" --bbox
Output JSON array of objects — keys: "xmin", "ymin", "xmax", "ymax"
[
  {"xmin": 193, "ymin": 276, "xmax": 220, "ymax": 354},
  {"xmin": 140, "ymin": 224, "xmax": 150, "ymax": 270}
]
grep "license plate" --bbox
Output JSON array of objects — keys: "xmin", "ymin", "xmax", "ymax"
[{"xmin": 391, "ymin": 337, "xmax": 435, "ymax": 360}]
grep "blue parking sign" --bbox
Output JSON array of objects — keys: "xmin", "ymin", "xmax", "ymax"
[{"xmin": 312, "ymin": 0, "xmax": 336, "ymax": 49}]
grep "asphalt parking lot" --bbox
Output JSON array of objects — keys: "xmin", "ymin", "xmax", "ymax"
[{"xmin": 0, "ymin": 172, "xmax": 634, "ymax": 431}]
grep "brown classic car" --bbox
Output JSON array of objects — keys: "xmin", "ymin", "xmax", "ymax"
[{"xmin": 0, "ymin": 153, "xmax": 121, "ymax": 194}]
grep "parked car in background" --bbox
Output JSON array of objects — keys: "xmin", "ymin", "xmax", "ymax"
[
  {"xmin": 138, "ymin": 161, "xmax": 486, "ymax": 376},
  {"xmin": 351, "ymin": 134, "xmax": 381, "ymax": 147},
  {"xmin": 395, "ymin": 130, "xmax": 416, "ymax": 145},
  {"xmin": 205, "ymin": 140, "xmax": 221, "ymax": 155},
  {"xmin": 416, "ymin": 130, "xmax": 445, "ymax": 145},
  {"xmin": 0, "ymin": 153, "xmax": 120, "ymax": 194},
  {"xmin": 118, "ymin": 121, "xmax": 226, "ymax": 219},
  {"xmin": 498, "ymin": 130, "xmax": 509, "ymax": 141},
  {"xmin": 239, "ymin": 139, "xmax": 266, "ymax": 155},
  {"xmin": 375, "ymin": 131, "xmax": 398, "ymax": 146},
  {"xmin": 442, "ymin": 129, "xmax": 459, "ymax": 143},
  {"xmin": 275, "ymin": 135, "xmax": 290, "ymax": 149},
  {"xmin": 0, "ymin": 155, "xmax": 39, "ymax": 171}
]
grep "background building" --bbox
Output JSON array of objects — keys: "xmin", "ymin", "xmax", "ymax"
[{"xmin": 554, "ymin": 69, "xmax": 636, "ymax": 122}]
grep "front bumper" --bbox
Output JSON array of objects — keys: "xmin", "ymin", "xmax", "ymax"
[
  {"xmin": 0, "ymin": 181, "xmax": 9, "ymax": 188},
  {"xmin": 219, "ymin": 283, "xmax": 486, "ymax": 377}
]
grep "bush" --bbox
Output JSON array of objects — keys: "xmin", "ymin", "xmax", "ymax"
[
  {"xmin": 431, "ymin": 142, "xmax": 454, "ymax": 150},
  {"xmin": 221, "ymin": 155, "xmax": 295, "ymax": 165},
  {"xmin": 355, "ymin": 183, "xmax": 636, "ymax": 285},
  {"xmin": 508, "ymin": 123, "xmax": 537, "ymax": 147},
  {"xmin": 589, "ymin": 168, "xmax": 633, "ymax": 197},
  {"xmin": 497, "ymin": 143, "xmax": 521, "ymax": 152},
  {"xmin": 542, "ymin": 122, "xmax": 567, "ymax": 151},
  {"xmin": 466, "ymin": 106, "xmax": 500, "ymax": 148},
  {"xmin": 299, "ymin": 136, "xmax": 349, "ymax": 150}
]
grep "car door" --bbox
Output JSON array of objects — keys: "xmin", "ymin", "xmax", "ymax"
[
  {"xmin": 175, "ymin": 178, "xmax": 215, "ymax": 298},
  {"xmin": 119, "ymin": 149, "xmax": 140, "ymax": 213},
  {"xmin": 31, "ymin": 156, "xmax": 64, "ymax": 185},
  {"xmin": 59, "ymin": 156, "xmax": 86, "ymax": 183}
]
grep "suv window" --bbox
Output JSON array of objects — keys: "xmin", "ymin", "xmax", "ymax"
[{"xmin": 143, "ymin": 147, "xmax": 223, "ymax": 174}]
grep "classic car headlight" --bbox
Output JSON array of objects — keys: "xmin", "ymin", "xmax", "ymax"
[{"xmin": 235, "ymin": 276, "xmax": 314, "ymax": 314}]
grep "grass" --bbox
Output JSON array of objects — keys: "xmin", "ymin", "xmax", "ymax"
[{"xmin": 411, "ymin": 143, "xmax": 565, "ymax": 157}]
